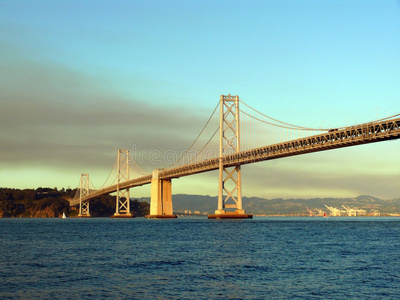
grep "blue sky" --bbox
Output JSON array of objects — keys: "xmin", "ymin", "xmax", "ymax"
[{"xmin": 0, "ymin": 0, "xmax": 399, "ymax": 200}]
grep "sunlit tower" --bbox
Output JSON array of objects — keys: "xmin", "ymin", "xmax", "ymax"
[{"xmin": 209, "ymin": 94, "xmax": 252, "ymax": 219}]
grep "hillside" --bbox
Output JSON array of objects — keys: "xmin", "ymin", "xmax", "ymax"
[{"xmin": 0, "ymin": 187, "xmax": 149, "ymax": 218}]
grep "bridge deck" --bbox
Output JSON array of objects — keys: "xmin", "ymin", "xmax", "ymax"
[{"xmin": 70, "ymin": 117, "xmax": 400, "ymax": 205}]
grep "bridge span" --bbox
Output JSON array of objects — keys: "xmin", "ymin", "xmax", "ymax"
[{"xmin": 69, "ymin": 95, "xmax": 400, "ymax": 219}]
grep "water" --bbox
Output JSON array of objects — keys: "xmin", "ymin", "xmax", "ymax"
[{"xmin": 1, "ymin": 217, "xmax": 400, "ymax": 299}]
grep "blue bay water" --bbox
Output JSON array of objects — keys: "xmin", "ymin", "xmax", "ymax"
[{"xmin": 1, "ymin": 217, "xmax": 400, "ymax": 299}]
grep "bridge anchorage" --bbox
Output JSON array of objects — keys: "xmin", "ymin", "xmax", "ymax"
[{"xmin": 145, "ymin": 168, "xmax": 176, "ymax": 219}]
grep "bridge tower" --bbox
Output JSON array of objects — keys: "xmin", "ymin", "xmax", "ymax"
[
  {"xmin": 78, "ymin": 173, "xmax": 91, "ymax": 217},
  {"xmin": 209, "ymin": 94, "xmax": 252, "ymax": 219},
  {"xmin": 113, "ymin": 149, "xmax": 133, "ymax": 217}
]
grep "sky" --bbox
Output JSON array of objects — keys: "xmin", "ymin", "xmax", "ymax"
[{"xmin": 0, "ymin": 0, "xmax": 399, "ymax": 200}]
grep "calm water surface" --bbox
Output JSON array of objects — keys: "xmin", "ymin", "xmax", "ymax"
[{"xmin": 1, "ymin": 217, "xmax": 400, "ymax": 299}]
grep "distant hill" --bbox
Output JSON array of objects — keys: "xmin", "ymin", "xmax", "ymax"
[
  {"xmin": 138, "ymin": 194, "xmax": 400, "ymax": 216},
  {"xmin": 2, "ymin": 187, "xmax": 399, "ymax": 217}
]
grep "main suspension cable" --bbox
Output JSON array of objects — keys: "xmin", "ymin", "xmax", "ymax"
[
  {"xmin": 186, "ymin": 127, "xmax": 219, "ymax": 165},
  {"xmin": 240, "ymin": 100, "xmax": 331, "ymax": 131},
  {"xmin": 169, "ymin": 102, "xmax": 220, "ymax": 167},
  {"xmin": 97, "ymin": 158, "xmax": 118, "ymax": 190},
  {"xmin": 240, "ymin": 99, "xmax": 400, "ymax": 131},
  {"xmin": 239, "ymin": 109, "xmax": 328, "ymax": 131}
]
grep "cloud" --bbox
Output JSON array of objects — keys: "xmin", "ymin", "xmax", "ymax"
[{"xmin": 0, "ymin": 54, "xmax": 214, "ymax": 176}]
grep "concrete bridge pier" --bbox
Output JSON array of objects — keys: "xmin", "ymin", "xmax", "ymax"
[{"xmin": 146, "ymin": 169, "xmax": 177, "ymax": 219}]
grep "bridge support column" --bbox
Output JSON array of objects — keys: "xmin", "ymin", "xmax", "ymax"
[
  {"xmin": 146, "ymin": 169, "xmax": 177, "ymax": 219},
  {"xmin": 208, "ymin": 94, "xmax": 252, "ymax": 219},
  {"xmin": 78, "ymin": 173, "xmax": 91, "ymax": 217},
  {"xmin": 113, "ymin": 149, "xmax": 133, "ymax": 218}
]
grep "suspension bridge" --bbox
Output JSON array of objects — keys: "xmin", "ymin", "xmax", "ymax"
[{"xmin": 69, "ymin": 94, "xmax": 400, "ymax": 218}]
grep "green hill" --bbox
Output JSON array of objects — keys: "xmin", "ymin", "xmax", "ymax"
[{"xmin": 0, "ymin": 187, "xmax": 149, "ymax": 218}]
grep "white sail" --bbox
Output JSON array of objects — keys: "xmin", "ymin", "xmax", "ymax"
[{"xmin": 62, "ymin": 212, "xmax": 67, "ymax": 219}]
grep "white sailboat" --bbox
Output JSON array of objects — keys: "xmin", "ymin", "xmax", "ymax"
[{"xmin": 62, "ymin": 212, "xmax": 67, "ymax": 219}]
